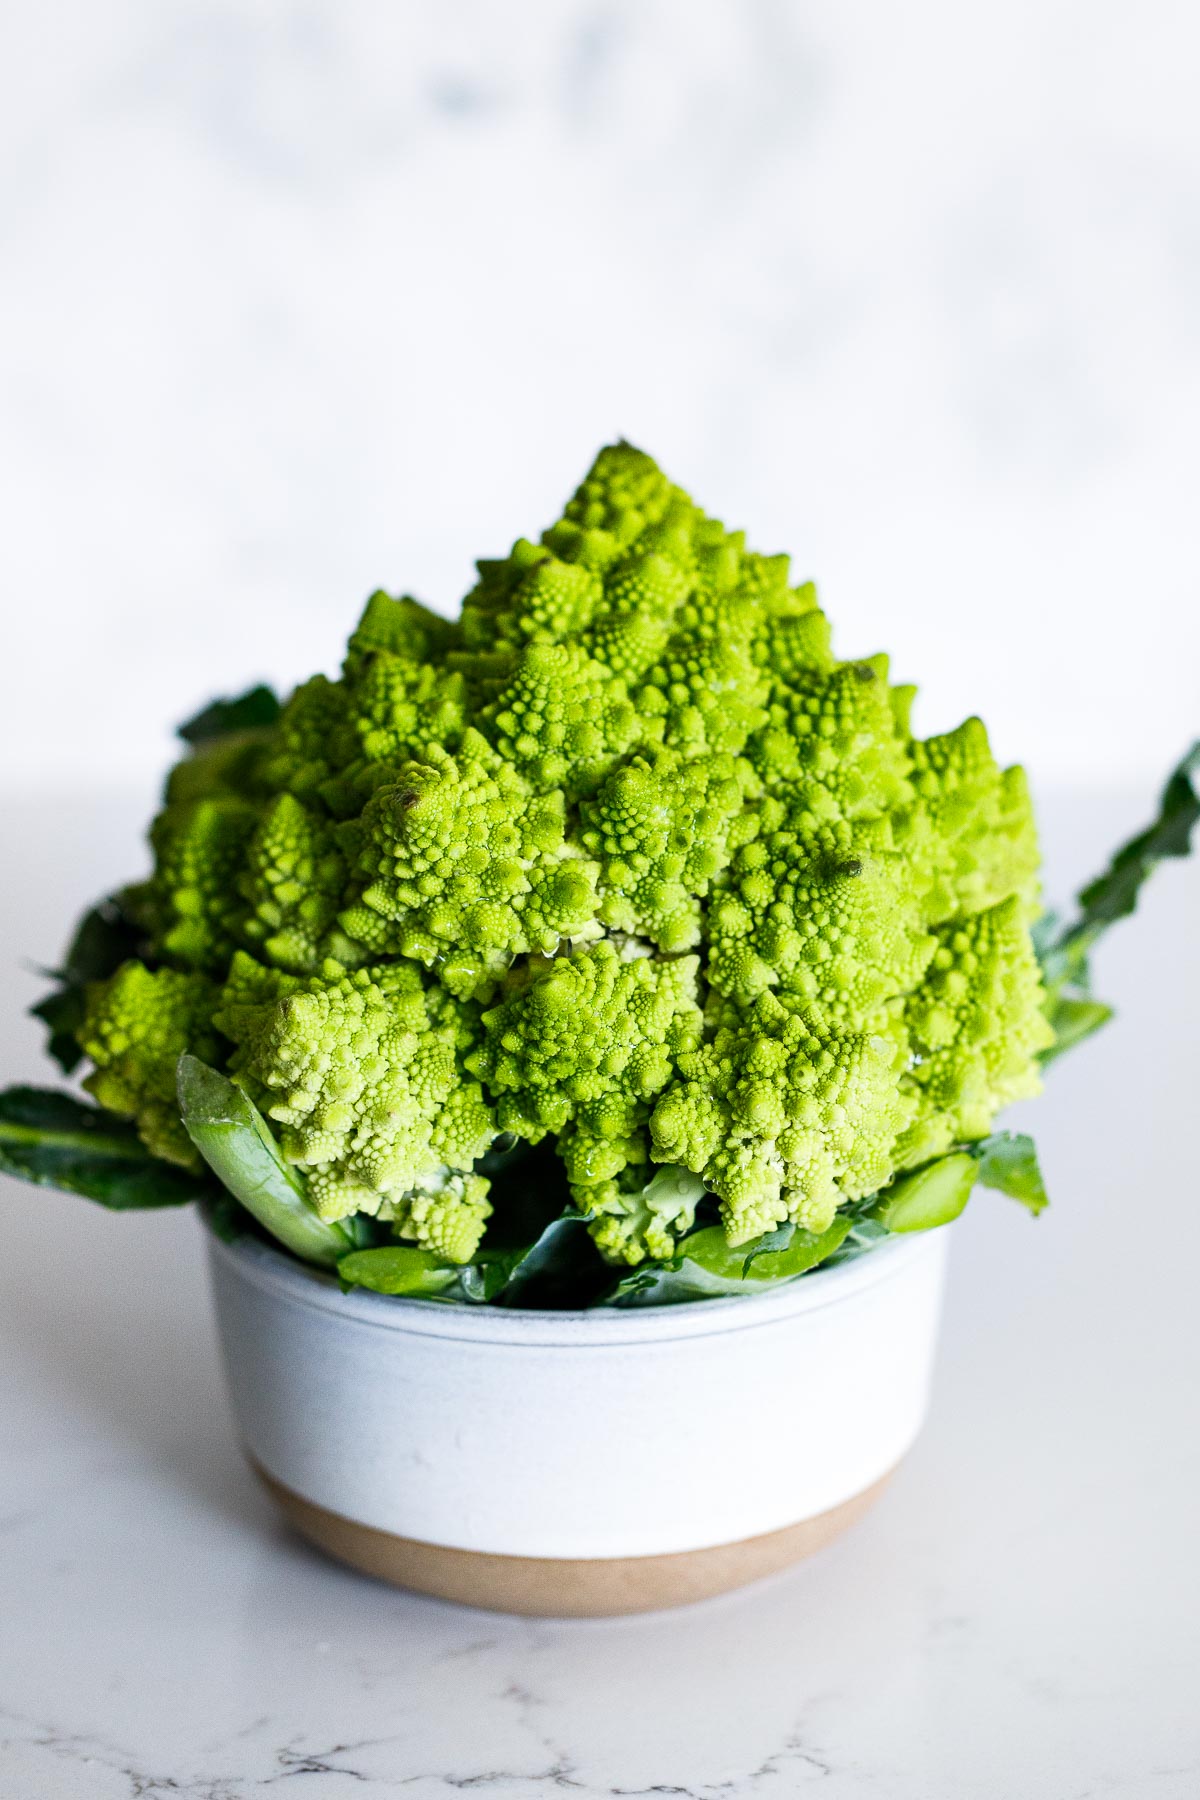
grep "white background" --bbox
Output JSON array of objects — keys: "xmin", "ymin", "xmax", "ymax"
[{"xmin": 1, "ymin": 0, "xmax": 1198, "ymax": 798}]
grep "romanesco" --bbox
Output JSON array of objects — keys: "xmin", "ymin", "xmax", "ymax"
[{"xmin": 55, "ymin": 440, "xmax": 1065, "ymax": 1270}]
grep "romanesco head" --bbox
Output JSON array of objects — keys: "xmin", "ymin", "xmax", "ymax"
[{"xmin": 66, "ymin": 443, "xmax": 1051, "ymax": 1269}]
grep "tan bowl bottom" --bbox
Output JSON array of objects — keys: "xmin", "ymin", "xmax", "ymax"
[{"xmin": 252, "ymin": 1457, "xmax": 895, "ymax": 1616}]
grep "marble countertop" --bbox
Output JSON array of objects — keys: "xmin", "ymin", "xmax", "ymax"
[{"xmin": 1, "ymin": 786, "xmax": 1197, "ymax": 1799}]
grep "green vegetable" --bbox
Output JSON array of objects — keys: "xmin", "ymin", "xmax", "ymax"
[
  {"xmin": 1036, "ymin": 742, "xmax": 1200, "ymax": 1060},
  {"xmin": 609, "ymin": 1217, "xmax": 853, "ymax": 1307},
  {"xmin": 0, "ymin": 1086, "xmax": 213, "ymax": 1209},
  {"xmin": 215, "ymin": 957, "xmax": 494, "ymax": 1261},
  {"xmin": 336, "ymin": 1211, "xmax": 613, "ymax": 1309},
  {"xmin": 80, "ymin": 965, "xmax": 222, "ymax": 1169},
  {"xmin": 177, "ymin": 684, "xmax": 282, "ymax": 746},
  {"xmin": 176, "ymin": 1055, "xmax": 356, "ymax": 1268},
  {"xmin": 490, "ymin": 1215, "xmax": 613, "ymax": 1310},
  {"xmin": 2, "ymin": 444, "xmax": 1194, "ymax": 1307},
  {"xmin": 870, "ymin": 1153, "xmax": 978, "ymax": 1233},
  {"xmin": 1037, "ymin": 995, "xmax": 1114, "ymax": 1063},
  {"xmin": 337, "ymin": 1245, "xmax": 459, "ymax": 1298},
  {"xmin": 29, "ymin": 896, "xmax": 145, "ymax": 1075},
  {"xmin": 969, "ymin": 1130, "xmax": 1049, "ymax": 1216}
]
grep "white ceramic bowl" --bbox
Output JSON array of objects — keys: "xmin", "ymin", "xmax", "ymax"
[{"xmin": 206, "ymin": 1220, "xmax": 950, "ymax": 1614}]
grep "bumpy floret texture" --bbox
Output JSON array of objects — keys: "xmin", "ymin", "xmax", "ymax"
[
  {"xmin": 651, "ymin": 992, "xmax": 914, "ymax": 1243},
  {"xmin": 238, "ymin": 794, "xmax": 358, "ymax": 974},
  {"xmin": 586, "ymin": 1164, "xmax": 706, "ymax": 1267},
  {"xmin": 340, "ymin": 733, "xmax": 601, "ymax": 994},
  {"xmin": 467, "ymin": 941, "xmax": 702, "ymax": 1142},
  {"xmin": 70, "ymin": 442, "xmax": 1050, "ymax": 1265},
  {"xmin": 215, "ymin": 955, "xmax": 495, "ymax": 1257},
  {"xmin": 580, "ymin": 751, "xmax": 752, "ymax": 952},
  {"xmin": 78, "ymin": 963, "xmax": 220, "ymax": 1168},
  {"xmin": 896, "ymin": 896, "xmax": 1055, "ymax": 1167}
]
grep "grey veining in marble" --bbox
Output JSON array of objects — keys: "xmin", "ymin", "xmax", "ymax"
[{"xmin": 1, "ymin": 785, "xmax": 1198, "ymax": 1796}]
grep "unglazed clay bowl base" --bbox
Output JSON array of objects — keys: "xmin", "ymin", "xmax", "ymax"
[{"xmin": 253, "ymin": 1457, "xmax": 897, "ymax": 1616}]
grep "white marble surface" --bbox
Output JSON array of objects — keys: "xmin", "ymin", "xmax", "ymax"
[
  {"xmin": 0, "ymin": 783, "xmax": 1197, "ymax": 1797},
  {"xmin": 2, "ymin": 0, "xmax": 1200, "ymax": 791}
]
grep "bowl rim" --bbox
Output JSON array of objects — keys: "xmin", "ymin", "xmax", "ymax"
[{"xmin": 202, "ymin": 1209, "xmax": 946, "ymax": 1347}]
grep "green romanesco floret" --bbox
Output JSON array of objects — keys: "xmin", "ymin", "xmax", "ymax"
[
  {"xmin": 464, "ymin": 549, "xmax": 603, "ymax": 653},
  {"xmin": 586, "ymin": 1163, "xmax": 708, "ymax": 1267},
  {"xmin": 324, "ymin": 651, "xmax": 468, "ymax": 808},
  {"xmin": 480, "ymin": 642, "xmax": 642, "ymax": 798},
  {"xmin": 747, "ymin": 655, "xmax": 914, "ymax": 821},
  {"xmin": 216, "ymin": 957, "xmax": 496, "ymax": 1259},
  {"xmin": 237, "ymin": 794, "xmax": 357, "ymax": 975},
  {"xmin": 343, "ymin": 588, "xmax": 462, "ymax": 674},
  {"xmin": 896, "ymin": 895, "xmax": 1056, "ymax": 1167},
  {"xmin": 78, "ymin": 962, "xmax": 221, "ymax": 1167},
  {"xmin": 162, "ymin": 726, "xmax": 274, "ymax": 807},
  {"xmin": 651, "ymin": 991, "xmax": 914, "ymax": 1244},
  {"xmin": 547, "ymin": 439, "xmax": 679, "ymax": 561},
  {"xmin": 467, "ymin": 938, "xmax": 702, "ymax": 1147},
  {"xmin": 907, "ymin": 717, "xmax": 1041, "ymax": 924},
  {"xmin": 61, "ymin": 440, "xmax": 1054, "ymax": 1277},
  {"xmin": 636, "ymin": 631, "xmax": 770, "ymax": 758},
  {"xmin": 706, "ymin": 811, "xmax": 934, "ymax": 1019},
  {"xmin": 141, "ymin": 796, "xmax": 261, "ymax": 972},
  {"xmin": 579, "ymin": 750, "xmax": 753, "ymax": 953},
  {"xmin": 749, "ymin": 582, "xmax": 825, "ymax": 677},
  {"xmin": 340, "ymin": 734, "xmax": 601, "ymax": 993},
  {"xmin": 257, "ymin": 675, "xmax": 351, "ymax": 808}
]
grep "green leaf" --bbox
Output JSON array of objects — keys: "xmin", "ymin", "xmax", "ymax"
[
  {"xmin": 968, "ymin": 1131, "xmax": 1049, "ymax": 1216},
  {"xmin": 30, "ymin": 896, "xmax": 145, "ymax": 1074},
  {"xmin": 823, "ymin": 1216, "xmax": 892, "ymax": 1267},
  {"xmin": 177, "ymin": 1055, "xmax": 355, "ymax": 1268},
  {"xmin": 204, "ymin": 1192, "xmax": 250, "ymax": 1244},
  {"xmin": 608, "ymin": 1216, "xmax": 852, "ymax": 1307},
  {"xmin": 443, "ymin": 1252, "xmax": 522, "ymax": 1304},
  {"xmin": 1039, "ymin": 995, "xmax": 1114, "ymax": 1066},
  {"xmin": 176, "ymin": 684, "xmax": 281, "ymax": 745},
  {"xmin": 1038, "ymin": 741, "xmax": 1200, "ymax": 1060},
  {"xmin": 492, "ymin": 1214, "xmax": 613, "ymax": 1310},
  {"xmin": 353, "ymin": 1237, "xmax": 543, "ymax": 1307},
  {"xmin": 1073, "ymin": 740, "xmax": 1200, "ymax": 934},
  {"xmin": 741, "ymin": 1220, "xmax": 795, "ymax": 1275},
  {"xmin": 688, "ymin": 1220, "xmax": 854, "ymax": 1282},
  {"xmin": 869, "ymin": 1152, "xmax": 978, "ymax": 1233},
  {"xmin": 28, "ymin": 987, "xmax": 88, "ymax": 1076},
  {"xmin": 337, "ymin": 1245, "xmax": 459, "ymax": 1298},
  {"xmin": 0, "ymin": 1085, "xmax": 213, "ymax": 1209}
]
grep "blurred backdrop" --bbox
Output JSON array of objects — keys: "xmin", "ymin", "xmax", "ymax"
[{"xmin": 2, "ymin": 0, "xmax": 1197, "ymax": 793}]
